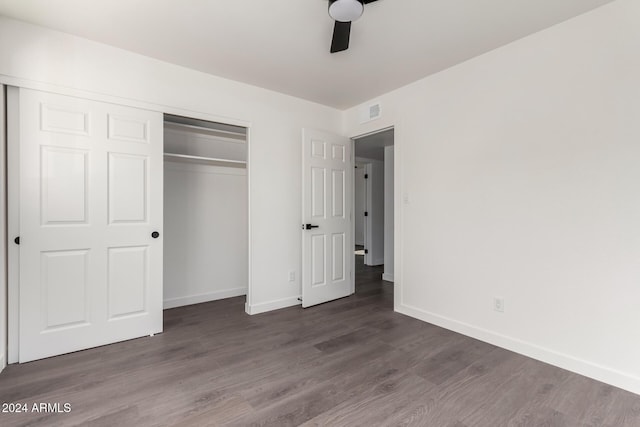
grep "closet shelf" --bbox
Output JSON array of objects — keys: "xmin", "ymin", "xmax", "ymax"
[
  {"xmin": 164, "ymin": 122, "xmax": 246, "ymax": 143},
  {"xmin": 164, "ymin": 153, "xmax": 246, "ymax": 168}
]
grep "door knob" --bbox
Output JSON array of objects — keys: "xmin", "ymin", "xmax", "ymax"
[
  {"xmin": 151, "ymin": 231, "xmax": 160, "ymax": 238},
  {"xmin": 304, "ymin": 224, "xmax": 319, "ymax": 230}
]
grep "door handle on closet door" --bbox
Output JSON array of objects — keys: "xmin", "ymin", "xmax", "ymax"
[
  {"xmin": 304, "ymin": 224, "xmax": 319, "ymax": 230},
  {"xmin": 151, "ymin": 231, "xmax": 160, "ymax": 238}
]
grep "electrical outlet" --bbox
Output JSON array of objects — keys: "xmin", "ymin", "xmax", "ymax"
[
  {"xmin": 493, "ymin": 297, "xmax": 505, "ymax": 313},
  {"xmin": 288, "ymin": 271, "xmax": 295, "ymax": 282}
]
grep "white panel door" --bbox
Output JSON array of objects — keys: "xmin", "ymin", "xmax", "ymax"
[
  {"xmin": 354, "ymin": 164, "xmax": 366, "ymax": 246},
  {"xmin": 302, "ymin": 129, "xmax": 353, "ymax": 308},
  {"xmin": 17, "ymin": 89, "xmax": 163, "ymax": 362}
]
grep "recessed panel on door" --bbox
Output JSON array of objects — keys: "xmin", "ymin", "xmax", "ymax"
[
  {"xmin": 108, "ymin": 115, "xmax": 149, "ymax": 143},
  {"xmin": 332, "ymin": 144, "xmax": 345, "ymax": 162},
  {"xmin": 108, "ymin": 153, "xmax": 148, "ymax": 224},
  {"xmin": 40, "ymin": 103, "xmax": 90, "ymax": 135},
  {"xmin": 311, "ymin": 234, "xmax": 326, "ymax": 287},
  {"xmin": 332, "ymin": 233, "xmax": 345, "ymax": 281},
  {"xmin": 108, "ymin": 246, "xmax": 148, "ymax": 319},
  {"xmin": 332, "ymin": 169, "xmax": 345, "ymax": 218},
  {"xmin": 311, "ymin": 139, "xmax": 326, "ymax": 159},
  {"xmin": 312, "ymin": 167, "xmax": 326, "ymax": 218},
  {"xmin": 41, "ymin": 250, "xmax": 89, "ymax": 331},
  {"xmin": 41, "ymin": 147, "xmax": 88, "ymax": 225}
]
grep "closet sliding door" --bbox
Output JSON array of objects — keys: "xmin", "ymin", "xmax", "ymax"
[{"xmin": 13, "ymin": 88, "xmax": 163, "ymax": 362}]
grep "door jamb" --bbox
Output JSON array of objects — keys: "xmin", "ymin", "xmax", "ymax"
[
  {"xmin": 0, "ymin": 85, "xmax": 6, "ymax": 372},
  {"xmin": 7, "ymin": 86, "xmax": 19, "ymax": 364}
]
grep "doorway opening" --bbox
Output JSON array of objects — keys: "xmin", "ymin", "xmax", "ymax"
[
  {"xmin": 162, "ymin": 114, "xmax": 249, "ymax": 310},
  {"xmin": 353, "ymin": 128, "xmax": 394, "ymax": 295}
]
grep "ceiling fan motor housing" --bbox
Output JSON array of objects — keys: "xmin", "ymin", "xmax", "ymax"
[{"xmin": 328, "ymin": 0, "xmax": 365, "ymax": 23}]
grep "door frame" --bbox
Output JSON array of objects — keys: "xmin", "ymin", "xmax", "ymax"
[
  {"xmin": 350, "ymin": 125, "xmax": 397, "ymax": 301},
  {"xmin": 7, "ymin": 86, "xmax": 19, "ymax": 363},
  {"xmin": 0, "ymin": 85, "xmax": 6, "ymax": 372}
]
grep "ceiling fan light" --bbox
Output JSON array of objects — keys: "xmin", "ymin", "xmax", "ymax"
[{"xmin": 328, "ymin": 0, "xmax": 364, "ymax": 23}]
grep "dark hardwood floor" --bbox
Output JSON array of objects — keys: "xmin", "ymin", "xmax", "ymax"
[{"xmin": 2, "ymin": 254, "xmax": 640, "ymax": 426}]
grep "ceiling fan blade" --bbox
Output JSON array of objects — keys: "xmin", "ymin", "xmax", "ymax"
[
  {"xmin": 330, "ymin": 21, "xmax": 351, "ymax": 53},
  {"xmin": 362, "ymin": 0, "xmax": 379, "ymax": 3}
]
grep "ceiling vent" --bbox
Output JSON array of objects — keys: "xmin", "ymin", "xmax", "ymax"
[{"xmin": 359, "ymin": 101, "xmax": 382, "ymax": 124}]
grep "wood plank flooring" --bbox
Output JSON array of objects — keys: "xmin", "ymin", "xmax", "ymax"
[{"xmin": 1, "ymin": 255, "xmax": 640, "ymax": 426}]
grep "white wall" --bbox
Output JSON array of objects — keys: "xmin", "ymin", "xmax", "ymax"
[
  {"xmin": 354, "ymin": 164, "xmax": 366, "ymax": 246},
  {"xmin": 383, "ymin": 146, "xmax": 394, "ymax": 282},
  {"xmin": 344, "ymin": 0, "xmax": 640, "ymax": 395},
  {"xmin": 0, "ymin": 85, "xmax": 6, "ymax": 372},
  {"xmin": 0, "ymin": 16, "xmax": 342, "ymax": 315},
  {"xmin": 163, "ymin": 162, "xmax": 247, "ymax": 309}
]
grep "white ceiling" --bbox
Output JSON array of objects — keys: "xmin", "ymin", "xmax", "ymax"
[{"xmin": 0, "ymin": 0, "xmax": 615, "ymax": 109}]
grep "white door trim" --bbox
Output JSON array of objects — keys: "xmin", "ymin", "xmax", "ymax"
[
  {"xmin": 244, "ymin": 127, "xmax": 253, "ymax": 314},
  {"xmin": 0, "ymin": 74, "xmax": 252, "ymax": 130},
  {"xmin": 7, "ymin": 86, "xmax": 19, "ymax": 364},
  {"xmin": 0, "ymin": 84, "xmax": 6, "ymax": 372}
]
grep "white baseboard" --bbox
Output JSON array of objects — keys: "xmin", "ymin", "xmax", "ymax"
[
  {"xmin": 382, "ymin": 273, "xmax": 394, "ymax": 282},
  {"xmin": 396, "ymin": 303, "xmax": 640, "ymax": 396},
  {"xmin": 163, "ymin": 287, "xmax": 247, "ymax": 309},
  {"xmin": 246, "ymin": 296, "xmax": 301, "ymax": 315}
]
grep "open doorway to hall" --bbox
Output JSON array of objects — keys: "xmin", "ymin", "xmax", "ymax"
[{"xmin": 353, "ymin": 128, "xmax": 394, "ymax": 295}]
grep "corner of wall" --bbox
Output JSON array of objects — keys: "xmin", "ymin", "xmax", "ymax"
[
  {"xmin": 396, "ymin": 303, "xmax": 640, "ymax": 396},
  {"xmin": 0, "ymin": 84, "xmax": 6, "ymax": 372}
]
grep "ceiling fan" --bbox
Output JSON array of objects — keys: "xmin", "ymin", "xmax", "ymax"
[{"xmin": 328, "ymin": 0, "xmax": 379, "ymax": 53}]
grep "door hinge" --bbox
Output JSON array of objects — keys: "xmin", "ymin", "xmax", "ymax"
[
  {"xmin": 364, "ymin": 174, "xmax": 368, "ymax": 179},
  {"xmin": 364, "ymin": 249, "xmax": 369, "ymax": 254},
  {"xmin": 364, "ymin": 211, "xmax": 368, "ymax": 217}
]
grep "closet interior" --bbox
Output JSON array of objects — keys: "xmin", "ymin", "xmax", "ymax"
[{"xmin": 163, "ymin": 114, "xmax": 248, "ymax": 309}]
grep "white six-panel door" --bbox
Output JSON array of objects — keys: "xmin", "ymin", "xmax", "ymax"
[
  {"xmin": 16, "ymin": 89, "xmax": 163, "ymax": 362},
  {"xmin": 301, "ymin": 129, "xmax": 353, "ymax": 308}
]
